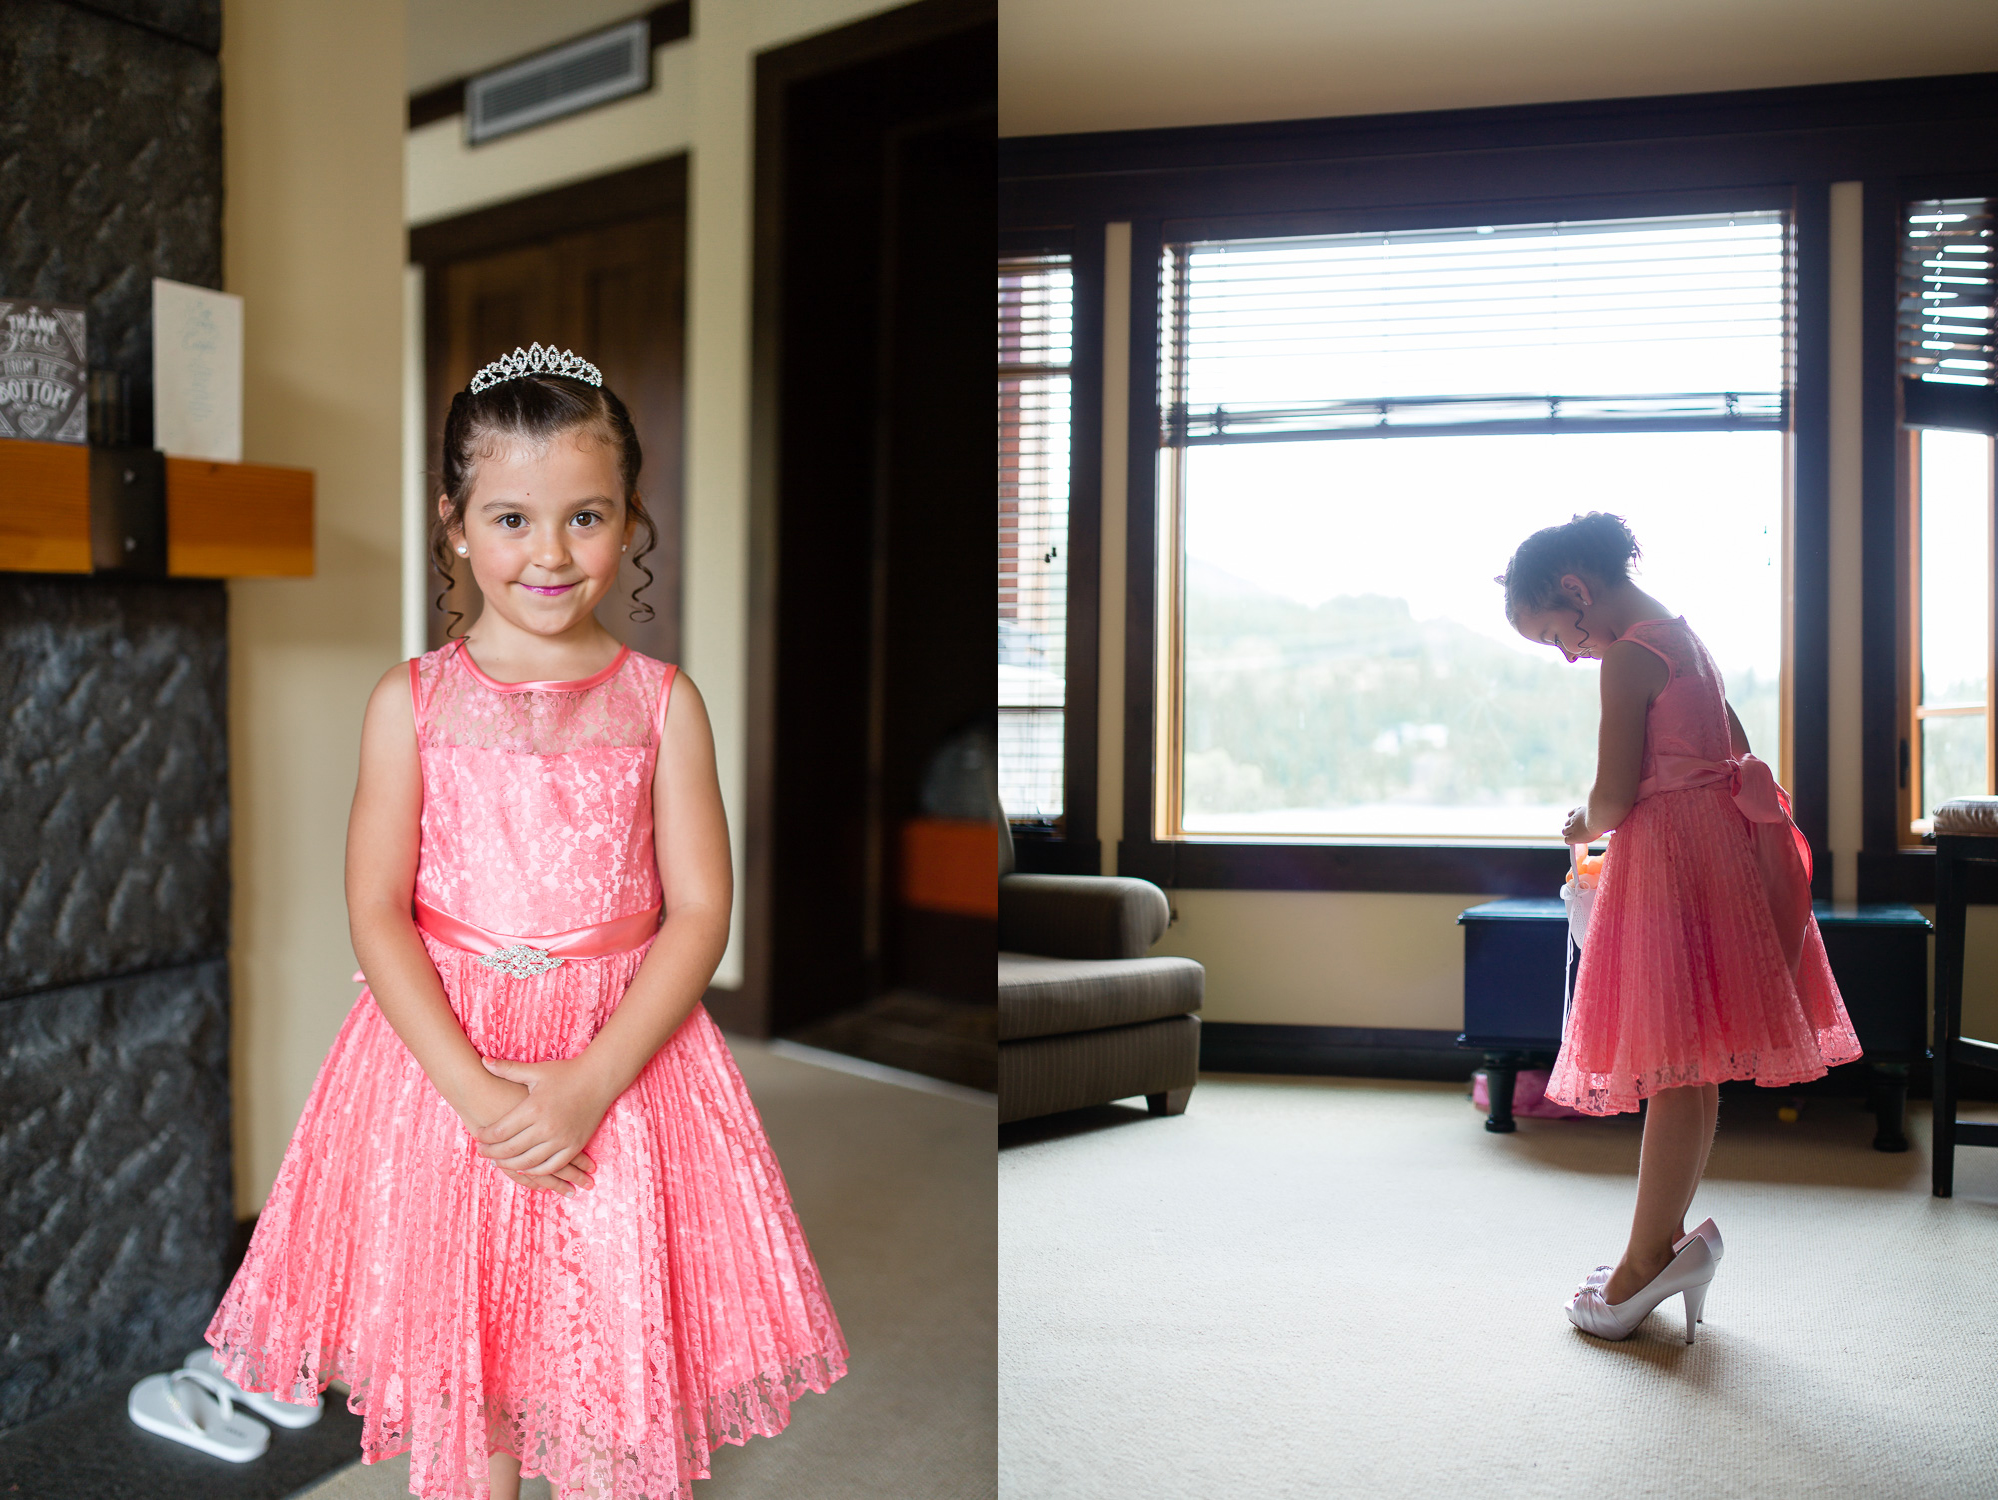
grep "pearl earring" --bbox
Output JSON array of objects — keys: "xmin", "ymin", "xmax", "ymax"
[
  {"xmin": 456, "ymin": 545, "xmax": 468, "ymax": 556},
  {"xmin": 621, "ymin": 544, "xmax": 628, "ymax": 552}
]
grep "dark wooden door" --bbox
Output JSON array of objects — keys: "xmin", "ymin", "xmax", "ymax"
[
  {"xmin": 749, "ymin": 6, "xmax": 996, "ymax": 1037},
  {"xmin": 420, "ymin": 170, "xmax": 685, "ymax": 661}
]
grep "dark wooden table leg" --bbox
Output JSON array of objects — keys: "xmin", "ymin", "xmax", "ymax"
[
  {"xmin": 1146, "ymin": 1087, "xmax": 1191, "ymax": 1116},
  {"xmin": 1483, "ymin": 1054, "xmax": 1518, "ymax": 1133},
  {"xmin": 1934, "ymin": 840, "xmax": 1966, "ymax": 1197},
  {"xmin": 1868, "ymin": 1062, "xmax": 1909, "ymax": 1153}
]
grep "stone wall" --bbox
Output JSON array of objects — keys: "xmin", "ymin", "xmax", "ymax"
[
  {"xmin": 0, "ymin": 0, "xmax": 221, "ymax": 413},
  {"xmin": 0, "ymin": 960, "xmax": 231, "ymax": 1429},
  {"xmin": 0, "ymin": 0, "xmax": 230, "ymax": 1433}
]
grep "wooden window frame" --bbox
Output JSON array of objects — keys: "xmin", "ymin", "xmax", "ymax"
[
  {"xmin": 1869, "ymin": 171, "xmax": 1998, "ymax": 899},
  {"xmin": 1002, "ymin": 73, "xmax": 1998, "ymax": 896},
  {"xmin": 1000, "ymin": 225, "xmax": 1103, "ymax": 873},
  {"xmin": 1150, "ymin": 206, "xmax": 1798, "ymax": 849},
  {"xmin": 1135, "ymin": 196, "xmax": 1801, "ymax": 890},
  {"xmin": 997, "ymin": 246, "xmax": 1075, "ymax": 839},
  {"xmin": 1898, "ymin": 419, "xmax": 1998, "ymax": 847}
]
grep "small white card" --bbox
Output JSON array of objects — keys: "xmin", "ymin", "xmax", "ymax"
[{"xmin": 153, "ymin": 278, "xmax": 242, "ymax": 462}]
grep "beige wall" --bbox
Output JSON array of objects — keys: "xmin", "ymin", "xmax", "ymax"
[
  {"xmin": 407, "ymin": 0, "xmax": 643, "ymax": 93},
  {"xmin": 1161, "ymin": 893, "xmax": 1998, "ymax": 1040},
  {"xmin": 1001, "ymin": 0, "xmax": 1998, "ymax": 137},
  {"xmin": 407, "ymin": 0, "xmax": 906, "ymax": 992},
  {"xmin": 1155, "ymin": 892, "xmax": 1473, "ymax": 1030},
  {"xmin": 224, "ymin": 0, "xmax": 409, "ymax": 1214}
]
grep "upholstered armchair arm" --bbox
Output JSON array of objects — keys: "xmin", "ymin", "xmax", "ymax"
[{"xmin": 998, "ymin": 874, "xmax": 1171, "ymax": 961}]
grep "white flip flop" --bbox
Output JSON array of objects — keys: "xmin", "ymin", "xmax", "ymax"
[
  {"xmin": 182, "ymin": 1347, "xmax": 324, "ymax": 1429},
  {"xmin": 127, "ymin": 1367, "xmax": 270, "ymax": 1462}
]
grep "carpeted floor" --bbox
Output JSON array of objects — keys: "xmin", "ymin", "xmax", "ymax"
[
  {"xmin": 999, "ymin": 1075, "xmax": 1998, "ymax": 1500},
  {"xmin": 298, "ymin": 1037, "xmax": 996, "ymax": 1500},
  {"xmin": 787, "ymin": 990, "xmax": 998, "ymax": 1092}
]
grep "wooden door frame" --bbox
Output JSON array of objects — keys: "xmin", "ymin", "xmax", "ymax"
[
  {"xmin": 745, "ymin": 0, "xmax": 996, "ymax": 1037},
  {"xmin": 408, "ymin": 154, "xmax": 687, "ymax": 266},
  {"xmin": 407, "ymin": 155, "xmax": 689, "ymax": 648}
]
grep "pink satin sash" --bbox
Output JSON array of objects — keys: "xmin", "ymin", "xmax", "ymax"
[
  {"xmin": 1636, "ymin": 752, "xmax": 1814, "ymax": 975},
  {"xmin": 412, "ymin": 896, "xmax": 662, "ymax": 959}
]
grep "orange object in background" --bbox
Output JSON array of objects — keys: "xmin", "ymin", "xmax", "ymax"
[{"xmin": 901, "ymin": 818, "xmax": 998, "ymax": 917}]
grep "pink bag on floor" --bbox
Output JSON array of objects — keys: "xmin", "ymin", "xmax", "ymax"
[{"xmin": 1472, "ymin": 1067, "xmax": 1589, "ymax": 1120}]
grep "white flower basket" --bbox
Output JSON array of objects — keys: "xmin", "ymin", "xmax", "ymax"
[{"xmin": 1559, "ymin": 843, "xmax": 1602, "ymax": 1033}]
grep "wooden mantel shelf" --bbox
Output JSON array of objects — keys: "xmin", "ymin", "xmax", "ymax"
[
  {"xmin": 165, "ymin": 456, "xmax": 315, "ymax": 577},
  {"xmin": 0, "ymin": 435, "xmax": 314, "ymax": 579}
]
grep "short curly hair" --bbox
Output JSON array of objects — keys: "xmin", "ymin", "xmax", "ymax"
[{"xmin": 1497, "ymin": 512, "xmax": 1641, "ymax": 626}]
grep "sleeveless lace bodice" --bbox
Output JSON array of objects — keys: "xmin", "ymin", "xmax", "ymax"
[
  {"xmin": 1620, "ymin": 617, "xmax": 1733, "ymax": 785},
  {"xmin": 411, "ymin": 638, "xmax": 672, "ymax": 937}
]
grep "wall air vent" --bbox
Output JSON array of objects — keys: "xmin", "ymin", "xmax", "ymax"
[{"xmin": 467, "ymin": 18, "xmax": 652, "ymax": 145}]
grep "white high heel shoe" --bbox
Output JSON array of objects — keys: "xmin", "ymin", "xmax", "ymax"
[
  {"xmin": 1675, "ymin": 1217, "xmax": 1723, "ymax": 1263},
  {"xmin": 1567, "ymin": 1234, "xmax": 1715, "ymax": 1344},
  {"xmin": 1585, "ymin": 1218, "xmax": 1724, "ymax": 1315}
]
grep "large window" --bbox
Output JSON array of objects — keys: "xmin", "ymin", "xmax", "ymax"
[
  {"xmin": 998, "ymin": 257, "xmax": 1074, "ymax": 828},
  {"xmin": 1902, "ymin": 198, "xmax": 1997, "ymax": 835},
  {"xmin": 1158, "ymin": 212, "xmax": 1791, "ymax": 841}
]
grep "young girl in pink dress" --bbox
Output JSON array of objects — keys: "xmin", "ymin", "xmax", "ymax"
[
  {"xmin": 206, "ymin": 347, "xmax": 847, "ymax": 1498},
  {"xmin": 1501, "ymin": 512, "xmax": 1861, "ymax": 1344}
]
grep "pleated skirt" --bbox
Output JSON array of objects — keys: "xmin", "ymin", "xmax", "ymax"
[
  {"xmin": 1546, "ymin": 783, "xmax": 1863, "ymax": 1116},
  {"xmin": 206, "ymin": 937, "xmax": 847, "ymax": 1500}
]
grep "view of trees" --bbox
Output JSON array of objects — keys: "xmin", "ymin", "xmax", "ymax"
[{"xmin": 1181, "ymin": 563, "xmax": 1781, "ymax": 837}]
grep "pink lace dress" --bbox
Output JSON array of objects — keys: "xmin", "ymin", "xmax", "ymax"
[
  {"xmin": 206, "ymin": 639, "xmax": 847, "ymax": 1500},
  {"xmin": 1546, "ymin": 617, "xmax": 1862, "ymax": 1115}
]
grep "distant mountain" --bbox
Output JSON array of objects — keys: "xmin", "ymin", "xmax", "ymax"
[
  {"xmin": 1181, "ymin": 581, "xmax": 1601, "ymax": 816},
  {"xmin": 1178, "ymin": 580, "xmax": 1781, "ymax": 824},
  {"xmin": 1185, "ymin": 557, "xmax": 1289, "ymax": 602}
]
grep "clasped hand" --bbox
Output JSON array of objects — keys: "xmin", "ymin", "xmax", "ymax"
[
  {"xmin": 469, "ymin": 1056, "xmax": 613, "ymax": 1196},
  {"xmin": 1561, "ymin": 804, "xmax": 1593, "ymax": 844}
]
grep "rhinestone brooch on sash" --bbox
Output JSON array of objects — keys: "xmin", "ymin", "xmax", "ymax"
[{"xmin": 474, "ymin": 944, "xmax": 565, "ymax": 979}]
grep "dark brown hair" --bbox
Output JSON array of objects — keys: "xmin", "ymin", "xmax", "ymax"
[
  {"xmin": 1497, "ymin": 511, "xmax": 1642, "ymax": 626},
  {"xmin": 430, "ymin": 371, "xmax": 656, "ymax": 637}
]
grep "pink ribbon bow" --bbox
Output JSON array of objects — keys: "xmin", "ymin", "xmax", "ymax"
[{"xmin": 1641, "ymin": 752, "xmax": 1813, "ymax": 976}]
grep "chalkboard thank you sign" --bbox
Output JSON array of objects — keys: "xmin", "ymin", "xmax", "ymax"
[{"xmin": 0, "ymin": 299, "xmax": 88, "ymax": 442}]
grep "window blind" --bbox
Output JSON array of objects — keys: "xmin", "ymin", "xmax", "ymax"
[
  {"xmin": 998, "ymin": 257, "xmax": 1073, "ymax": 825},
  {"xmin": 1901, "ymin": 198, "xmax": 1998, "ymax": 434},
  {"xmin": 1163, "ymin": 211, "xmax": 1788, "ymax": 445}
]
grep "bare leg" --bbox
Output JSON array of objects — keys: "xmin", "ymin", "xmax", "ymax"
[
  {"xmin": 1603, "ymin": 1085, "xmax": 1710, "ymax": 1305},
  {"xmin": 1672, "ymin": 1082, "xmax": 1721, "ymax": 1242},
  {"xmin": 1689, "ymin": 1083, "xmax": 1719, "ymax": 1229},
  {"xmin": 490, "ymin": 1451, "xmax": 522, "ymax": 1500}
]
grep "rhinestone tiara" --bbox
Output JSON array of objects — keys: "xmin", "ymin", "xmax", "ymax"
[{"xmin": 468, "ymin": 343, "xmax": 604, "ymax": 394}]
